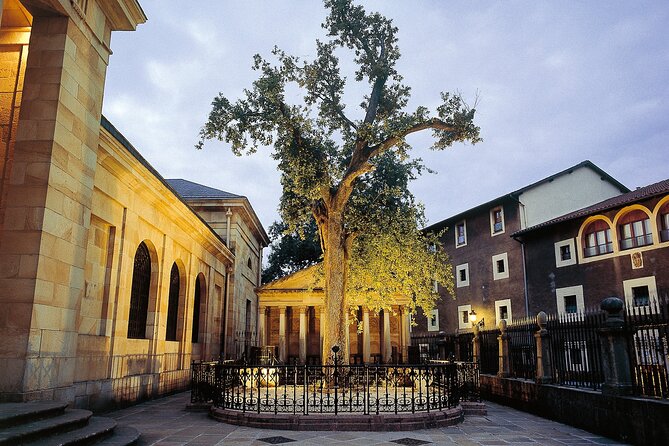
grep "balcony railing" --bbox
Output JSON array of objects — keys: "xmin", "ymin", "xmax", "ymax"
[
  {"xmin": 660, "ymin": 229, "xmax": 669, "ymax": 243},
  {"xmin": 620, "ymin": 234, "xmax": 653, "ymax": 250},
  {"xmin": 583, "ymin": 242, "xmax": 613, "ymax": 258}
]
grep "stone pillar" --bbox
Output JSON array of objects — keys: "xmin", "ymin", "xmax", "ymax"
[
  {"xmin": 599, "ymin": 297, "xmax": 633, "ymax": 396},
  {"xmin": 362, "ymin": 307, "xmax": 371, "ymax": 363},
  {"xmin": 278, "ymin": 306, "xmax": 287, "ymax": 363},
  {"xmin": 383, "ymin": 309, "xmax": 392, "ymax": 363},
  {"xmin": 298, "ymin": 306, "xmax": 307, "ymax": 364},
  {"xmin": 535, "ymin": 311, "xmax": 553, "ymax": 383},
  {"xmin": 258, "ymin": 306, "xmax": 267, "ymax": 347},
  {"xmin": 497, "ymin": 319, "xmax": 510, "ymax": 378},
  {"xmin": 404, "ymin": 311, "xmax": 412, "ymax": 363},
  {"xmin": 398, "ymin": 306, "xmax": 406, "ymax": 363},
  {"xmin": 472, "ymin": 324, "xmax": 481, "ymax": 364}
]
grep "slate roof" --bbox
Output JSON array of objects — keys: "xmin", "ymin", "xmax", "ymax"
[
  {"xmin": 165, "ymin": 179, "xmax": 242, "ymax": 200},
  {"xmin": 513, "ymin": 178, "xmax": 669, "ymax": 237},
  {"xmin": 424, "ymin": 160, "xmax": 629, "ymax": 233}
]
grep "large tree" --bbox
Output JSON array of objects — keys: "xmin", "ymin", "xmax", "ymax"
[{"xmin": 199, "ymin": 0, "xmax": 481, "ymax": 363}]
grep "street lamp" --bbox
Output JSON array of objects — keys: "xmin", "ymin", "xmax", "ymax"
[{"xmin": 469, "ymin": 309, "xmax": 484, "ymax": 328}]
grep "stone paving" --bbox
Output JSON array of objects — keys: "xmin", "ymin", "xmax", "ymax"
[{"xmin": 106, "ymin": 392, "xmax": 628, "ymax": 446}]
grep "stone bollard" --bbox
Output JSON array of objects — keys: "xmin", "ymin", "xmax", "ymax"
[
  {"xmin": 472, "ymin": 323, "xmax": 481, "ymax": 364},
  {"xmin": 599, "ymin": 297, "xmax": 633, "ymax": 396},
  {"xmin": 497, "ymin": 319, "xmax": 510, "ymax": 378},
  {"xmin": 534, "ymin": 311, "xmax": 553, "ymax": 383}
]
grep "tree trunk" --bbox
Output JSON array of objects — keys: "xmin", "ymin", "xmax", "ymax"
[{"xmin": 320, "ymin": 211, "xmax": 350, "ymax": 365}]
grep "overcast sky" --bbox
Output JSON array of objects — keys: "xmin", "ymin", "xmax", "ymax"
[{"xmin": 102, "ymin": 1, "xmax": 669, "ymax": 234}]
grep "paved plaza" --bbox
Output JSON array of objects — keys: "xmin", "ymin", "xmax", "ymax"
[{"xmin": 106, "ymin": 392, "xmax": 627, "ymax": 445}]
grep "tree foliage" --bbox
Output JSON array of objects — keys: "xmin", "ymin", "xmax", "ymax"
[
  {"xmin": 199, "ymin": 0, "xmax": 480, "ymax": 360},
  {"xmin": 262, "ymin": 220, "xmax": 321, "ymax": 284}
]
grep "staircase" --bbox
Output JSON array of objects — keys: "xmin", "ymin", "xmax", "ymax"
[{"xmin": 0, "ymin": 401, "xmax": 140, "ymax": 445}]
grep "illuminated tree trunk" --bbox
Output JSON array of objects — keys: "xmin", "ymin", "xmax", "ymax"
[{"xmin": 317, "ymin": 208, "xmax": 351, "ymax": 365}]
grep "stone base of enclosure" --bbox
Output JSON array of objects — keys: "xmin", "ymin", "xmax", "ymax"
[{"xmin": 209, "ymin": 405, "xmax": 464, "ymax": 431}]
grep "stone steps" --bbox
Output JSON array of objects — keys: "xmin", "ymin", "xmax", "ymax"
[{"xmin": 0, "ymin": 402, "xmax": 140, "ymax": 445}]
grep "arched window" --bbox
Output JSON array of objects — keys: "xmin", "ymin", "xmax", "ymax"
[
  {"xmin": 192, "ymin": 274, "xmax": 204, "ymax": 343},
  {"xmin": 618, "ymin": 210, "xmax": 652, "ymax": 250},
  {"xmin": 166, "ymin": 263, "xmax": 180, "ymax": 341},
  {"xmin": 582, "ymin": 220, "xmax": 613, "ymax": 258},
  {"xmin": 128, "ymin": 242, "xmax": 151, "ymax": 339},
  {"xmin": 658, "ymin": 202, "xmax": 669, "ymax": 243},
  {"xmin": 247, "ymin": 256, "xmax": 253, "ymax": 270}
]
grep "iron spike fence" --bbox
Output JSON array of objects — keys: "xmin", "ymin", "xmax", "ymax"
[
  {"xmin": 191, "ymin": 360, "xmax": 476, "ymax": 415},
  {"xmin": 506, "ymin": 316, "xmax": 538, "ymax": 380},
  {"xmin": 624, "ymin": 294, "xmax": 669, "ymax": 399},
  {"xmin": 478, "ymin": 328, "xmax": 499, "ymax": 375},
  {"xmin": 546, "ymin": 307, "xmax": 606, "ymax": 390}
]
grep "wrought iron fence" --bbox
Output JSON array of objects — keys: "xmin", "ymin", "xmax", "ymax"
[
  {"xmin": 625, "ymin": 296, "xmax": 669, "ymax": 399},
  {"xmin": 547, "ymin": 308, "xmax": 606, "ymax": 390},
  {"xmin": 507, "ymin": 317, "xmax": 537, "ymax": 380},
  {"xmin": 192, "ymin": 359, "xmax": 476, "ymax": 415},
  {"xmin": 478, "ymin": 328, "xmax": 499, "ymax": 375}
]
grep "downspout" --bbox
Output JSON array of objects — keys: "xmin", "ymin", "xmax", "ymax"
[
  {"xmin": 509, "ymin": 193, "xmax": 530, "ymax": 318},
  {"xmin": 221, "ymin": 266, "xmax": 230, "ymax": 359},
  {"xmin": 225, "ymin": 208, "xmax": 232, "ymax": 247}
]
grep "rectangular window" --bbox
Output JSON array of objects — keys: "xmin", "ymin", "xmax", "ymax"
[
  {"xmin": 623, "ymin": 276, "xmax": 658, "ymax": 310},
  {"xmin": 584, "ymin": 228, "xmax": 613, "ymax": 257},
  {"xmin": 455, "ymin": 221, "xmax": 467, "ymax": 247},
  {"xmin": 492, "ymin": 253, "xmax": 509, "ymax": 280},
  {"xmin": 495, "ymin": 299, "xmax": 512, "ymax": 325},
  {"xmin": 661, "ymin": 213, "xmax": 669, "ymax": 242},
  {"xmin": 563, "ymin": 295, "xmax": 578, "ymax": 314},
  {"xmin": 490, "ymin": 207, "xmax": 505, "ymax": 235},
  {"xmin": 555, "ymin": 239, "xmax": 577, "ymax": 267},
  {"xmin": 556, "ymin": 285, "xmax": 584, "ymax": 315},
  {"xmin": 456, "ymin": 263, "xmax": 469, "ymax": 288},
  {"xmin": 457, "ymin": 304, "xmax": 472, "ymax": 330},
  {"xmin": 620, "ymin": 217, "xmax": 653, "ymax": 250},
  {"xmin": 632, "ymin": 286, "xmax": 650, "ymax": 307},
  {"xmin": 427, "ymin": 309, "xmax": 439, "ymax": 332}
]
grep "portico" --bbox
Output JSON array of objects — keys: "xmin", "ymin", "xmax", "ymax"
[{"xmin": 257, "ymin": 266, "xmax": 412, "ymax": 364}]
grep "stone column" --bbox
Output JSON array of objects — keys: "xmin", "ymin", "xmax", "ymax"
[
  {"xmin": 398, "ymin": 306, "xmax": 406, "ymax": 363},
  {"xmin": 383, "ymin": 309, "xmax": 392, "ymax": 363},
  {"xmin": 472, "ymin": 323, "xmax": 481, "ymax": 364},
  {"xmin": 535, "ymin": 311, "xmax": 553, "ymax": 383},
  {"xmin": 599, "ymin": 297, "xmax": 633, "ymax": 395},
  {"xmin": 497, "ymin": 319, "xmax": 510, "ymax": 378},
  {"xmin": 278, "ymin": 306, "xmax": 287, "ymax": 363},
  {"xmin": 362, "ymin": 307, "xmax": 371, "ymax": 363},
  {"xmin": 258, "ymin": 306, "xmax": 267, "ymax": 347},
  {"xmin": 299, "ymin": 306, "xmax": 307, "ymax": 364}
]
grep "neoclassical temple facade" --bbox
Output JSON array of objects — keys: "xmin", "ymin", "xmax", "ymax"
[
  {"xmin": 0, "ymin": 0, "xmax": 267, "ymax": 409},
  {"xmin": 257, "ymin": 266, "xmax": 413, "ymax": 364}
]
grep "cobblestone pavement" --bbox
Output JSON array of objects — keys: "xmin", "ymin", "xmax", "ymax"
[{"xmin": 106, "ymin": 392, "xmax": 628, "ymax": 446}]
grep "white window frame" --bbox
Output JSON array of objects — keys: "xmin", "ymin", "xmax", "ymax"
[
  {"xmin": 556, "ymin": 285, "xmax": 585, "ymax": 315},
  {"xmin": 564, "ymin": 340, "xmax": 590, "ymax": 372},
  {"xmin": 492, "ymin": 253, "xmax": 509, "ymax": 280},
  {"xmin": 623, "ymin": 276, "xmax": 658, "ymax": 311},
  {"xmin": 554, "ymin": 238, "xmax": 577, "ymax": 268},
  {"xmin": 455, "ymin": 220, "xmax": 467, "ymax": 248},
  {"xmin": 490, "ymin": 206, "xmax": 505, "ymax": 236},
  {"xmin": 456, "ymin": 263, "xmax": 470, "ymax": 288},
  {"xmin": 457, "ymin": 304, "xmax": 472, "ymax": 330},
  {"xmin": 495, "ymin": 299, "xmax": 512, "ymax": 325},
  {"xmin": 427, "ymin": 309, "xmax": 439, "ymax": 332}
]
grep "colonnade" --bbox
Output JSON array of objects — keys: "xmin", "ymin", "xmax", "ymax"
[{"xmin": 257, "ymin": 305, "xmax": 412, "ymax": 364}]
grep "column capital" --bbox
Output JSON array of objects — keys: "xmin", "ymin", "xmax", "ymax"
[{"xmin": 298, "ymin": 306, "xmax": 308, "ymax": 314}]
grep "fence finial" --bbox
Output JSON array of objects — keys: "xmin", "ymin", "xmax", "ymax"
[{"xmin": 537, "ymin": 311, "xmax": 548, "ymax": 330}]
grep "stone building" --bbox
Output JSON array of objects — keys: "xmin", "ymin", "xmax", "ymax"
[
  {"xmin": 257, "ymin": 265, "xmax": 413, "ymax": 364},
  {"xmin": 414, "ymin": 161, "xmax": 628, "ymax": 336},
  {"xmin": 515, "ymin": 178, "xmax": 669, "ymax": 314},
  {"xmin": 0, "ymin": 0, "xmax": 267, "ymax": 410}
]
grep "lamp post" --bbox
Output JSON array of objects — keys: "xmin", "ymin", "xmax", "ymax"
[{"xmin": 469, "ymin": 309, "xmax": 484, "ymax": 328}]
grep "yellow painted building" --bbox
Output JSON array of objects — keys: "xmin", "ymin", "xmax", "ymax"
[{"xmin": 0, "ymin": 0, "xmax": 268, "ymax": 409}]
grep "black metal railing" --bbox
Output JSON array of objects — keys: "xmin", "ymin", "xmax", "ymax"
[
  {"xmin": 507, "ymin": 317, "xmax": 537, "ymax": 380},
  {"xmin": 660, "ymin": 228, "xmax": 669, "ymax": 242},
  {"xmin": 583, "ymin": 242, "xmax": 613, "ymax": 258},
  {"xmin": 625, "ymin": 296, "xmax": 669, "ymax": 399},
  {"xmin": 192, "ymin": 358, "xmax": 476, "ymax": 415},
  {"xmin": 478, "ymin": 329, "xmax": 499, "ymax": 375},
  {"xmin": 619, "ymin": 234, "xmax": 653, "ymax": 250},
  {"xmin": 547, "ymin": 309, "xmax": 606, "ymax": 390}
]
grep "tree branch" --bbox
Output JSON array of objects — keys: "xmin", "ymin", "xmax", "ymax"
[{"xmin": 367, "ymin": 118, "xmax": 459, "ymax": 158}]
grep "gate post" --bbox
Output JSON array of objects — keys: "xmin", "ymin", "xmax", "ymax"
[
  {"xmin": 599, "ymin": 297, "xmax": 633, "ymax": 396},
  {"xmin": 497, "ymin": 320, "xmax": 511, "ymax": 378},
  {"xmin": 472, "ymin": 324, "xmax": 481, "ymax": 364},
  {"xmin": 534, "ymin": 311, "xmax": 553, "ymax": 383}
]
